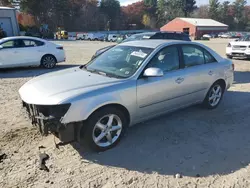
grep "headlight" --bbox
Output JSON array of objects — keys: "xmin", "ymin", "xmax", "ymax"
[
  {"xmin": 36, "ymin": 103, "xmax": 71, "ymax": 118},
  {"xmin": 227, "ymin": 43, "xmax": 231, "ymax": 47}
]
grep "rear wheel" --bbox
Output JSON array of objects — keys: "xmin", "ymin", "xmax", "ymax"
[
  {"xmin": 41, "ymin": 55, "xmax": 57, "ymax": 69},
  {"xmin": 203, "ymin": 82, "xmax": 224, "ymax": 109},
  {"xmin": 81, "ymin": 107, "xmax": 128, "ymax": 151}
]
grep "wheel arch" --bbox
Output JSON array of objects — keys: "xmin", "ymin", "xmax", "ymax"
[
  {"xmin": 214, "ymin": 79, "xmax": 226, "ymax": 91},
  {"xmin": 41, "ymin": 54, "xmax": 58, "ymax": 64},
  {"xmin": 87, "ymin": 103, "xmax": 131, "ymax": 125}
]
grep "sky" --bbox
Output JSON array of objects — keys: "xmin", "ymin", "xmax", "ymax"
[{"xmin": 120, "ymin": 0, "xmax": 247, "ymax": 7}]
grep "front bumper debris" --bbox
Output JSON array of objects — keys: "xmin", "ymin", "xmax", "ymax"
[{"xmin": 22, "ymin": 101, "xmax": 76, "ymax": 142}]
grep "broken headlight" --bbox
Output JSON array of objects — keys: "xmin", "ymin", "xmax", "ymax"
[{"xmin": 36, "ymin": 103, "xmax": 71, "ymax": 118}]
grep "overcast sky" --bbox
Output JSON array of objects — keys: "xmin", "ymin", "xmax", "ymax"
[{"xmin": 120, "ymin": 0, "xmax": 247, "ymax": 6}]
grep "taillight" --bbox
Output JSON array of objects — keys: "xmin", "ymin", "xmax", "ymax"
[
  {"xmin": 57, "ymin": 46, "xmax": 63, "ymax": 50},
  {"xmin": 227, "ymin": 43, "xmax": 231, "ymax": 47}
]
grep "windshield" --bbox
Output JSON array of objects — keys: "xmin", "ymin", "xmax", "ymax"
[
  {"xmin": 85, "ymin": 45, "xmax": 153, "ymax": 78},
  {"xmin": 122, "ymin": 33, "xmax": 154, "ymax": 43},
  {"xmin": 238, "ymin": 35, "xmax": 250, "ymax": 41}
]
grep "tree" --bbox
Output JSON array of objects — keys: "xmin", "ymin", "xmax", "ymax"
[
  {"xmin": 156, "ymin": 0, "xmax": 166, "ymax": 27},
  {"xmin": 218, "ymin": 1, "xmax": 234, "ymax": 30},
  {"xmin": 165, "ymin": 0, "xmax": 184, "ymax": 21},
  {"xmin": 183, "ymin": 0, "xmax": 197, "ymax": 17},
  {"xmin": 142, "ymin": 14, "xmax": 151, "ymax": 28},
  {"xmin": 143, "ymin": 0, "xmax": 157, "ymax": 28},
  {"xmin": 209, "ymin": 0, "xmax": 220, "ymax": 20},
  {"xmin": 122, "ymin": 1, "xmax": 147, "ymax": 29},
  {"xmin": 100, "ymin": 0, "xmax": 121, "ymax": 30},
  {"xmin": 192, "ymin": 5, "xmax": 209, "ymax": 18},
  {"xmin": 233, "ymin": 0, "xmax": 247, "ymax": 31},
  {"xmin": 0, "ymin": 0, "xmax": 13, "ymax": 6}
]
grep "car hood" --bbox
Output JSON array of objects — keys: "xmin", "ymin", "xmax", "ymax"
[
  {"xmin": 230, "ymin": 41, "xmax": 250, "ymax": 46},
  {"xmin": 19, "ymin": 67, "xmax": 122, "ymax": 105}
]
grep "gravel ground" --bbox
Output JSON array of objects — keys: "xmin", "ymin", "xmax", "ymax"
[{"xmin": 1, "ymin": 39, "xmax": 250, "ymax": 188}]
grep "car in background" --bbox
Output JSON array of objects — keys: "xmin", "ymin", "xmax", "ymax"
[
  {"xmin": 91, "ymin": 31, "xmax": 191, "ymax": 60},
  {"xmin": 108, "ymin": 34, "xmax": 119, "ymax": 42},
  {"xmin": 220, "ymin": 33, "xmax": 231, "ymax": 38},
  {"xmin": 76, "ymin": 33, "xmax": 87, "ymax": 40},
  {"xmin": 226, "ymin": 35, "xmax": 250, "ymax": 59},
  {"xmin": 19, "ymin": 40, "xmax": 234, "ymax": 151},
  {"xmin": 116, "ymin": 35, "xmax": 128, "ymax": 43},
  {"xmin": 203, "ymin": 34, "xmax": 212, "ymax": 38},
  {"xmin": 0, "ymin": 36, "xmax": 65, "ymax": 69}
]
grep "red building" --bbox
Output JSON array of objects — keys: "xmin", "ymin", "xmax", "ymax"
[{"xmin": 160, "ymin": 17, "xmax": 228, "ymax": 39}]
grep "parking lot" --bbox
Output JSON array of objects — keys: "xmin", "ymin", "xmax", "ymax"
[{"xmin": 1, "ymin": 39, "xmax": 250, "ymax": 188}]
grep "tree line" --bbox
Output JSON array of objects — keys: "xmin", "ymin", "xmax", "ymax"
[{"xmin": 0, "ymin": 0, "xmax": 249, "ymax": 32}]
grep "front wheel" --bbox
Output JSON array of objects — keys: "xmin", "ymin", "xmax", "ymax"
[
  {"xmin": 203, "ymin": 82, "xmax": 224, "ymax": 109},
  {"xmin": 81, "ymin": 107, "xmax": 128, "ymax": 151}
]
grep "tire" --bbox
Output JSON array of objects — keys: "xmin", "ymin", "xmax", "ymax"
[
  {"xmin": 41, "ymin": 55, "xmax": 57, "ymax": 69},
  {"xmin": 203, "ymin": 82, "xmax": 224, "ymax": 109},
  {"xmin": 81, "ymin": 107, "xmax": 128, "ymax": 151}
]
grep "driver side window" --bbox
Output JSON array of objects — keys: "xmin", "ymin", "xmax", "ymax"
[{"xmin": 147, "ymin": 46, "xmax": 180, "ymax": 72}]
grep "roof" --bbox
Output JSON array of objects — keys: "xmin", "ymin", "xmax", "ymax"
[
  {"xmin": 178, "ymin": 17, "xmax": 228, "ymax": 27},
  {"xmin": 0, "ymin": 6, "xmax": 15, "ymax": 10},
  {"xmin": 0, "ymin": 36, "xmax": 46, "ymax": 42},
  {"xmin": 118, "ymin": 39, "xmax": 191, "ymax": 49}
]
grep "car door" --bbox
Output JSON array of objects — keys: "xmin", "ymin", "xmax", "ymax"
[
  {"xmin": 0, "ymin": 40, "xmax": 16, "ymax": 68},
  {"xmin": 22, "ymin": 39, "xmax": 44, "ymax": 66},
  {"xmin": 178, "ymin": 44, "xmax": 218, "ymax": 103},
  {"xmin": 136, "ymin": 45, "xmax": 190, "ymax": 118},
  {"xmin": 0, "ymin": 39, "xmax": 27, "ymax": 68}
]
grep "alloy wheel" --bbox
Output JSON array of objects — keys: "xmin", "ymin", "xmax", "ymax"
[
  {"xmin": 209, "ymin": 84, "xmax": 222, "ymax": 107},
  {"xmin": 92, "ymin": 114, "xmax": 122, "ymax": 147}
]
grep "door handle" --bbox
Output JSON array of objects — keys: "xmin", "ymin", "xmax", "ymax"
[
  {"xmin": 13, "ymin": 51, "xmax": 18, "ymax": 53},
  {"xmin": 175, "ymin": 77, "xmax": 184, "ymax": 84},
  {"xmin": 208, "ymin": 71, "xmax": 214, "ymax": 75}
]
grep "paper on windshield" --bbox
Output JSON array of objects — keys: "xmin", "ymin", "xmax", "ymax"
[{"xmin": 131, "ymin": 50, "xmax": 147, "ymax": 58}]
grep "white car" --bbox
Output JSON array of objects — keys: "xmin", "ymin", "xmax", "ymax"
[
  {"xmin": 76, "ymin": 33, "xmax": 86, "ymax": 40},
  {"xmin": 0, "ymin": 36, "xmax": 66, "ymax": 69},
  {"xmin": 108, "ymin": 34, "xmax": 118, "ymax": 42},
  {"xmin": 221, "ymin": 33, "xmax": 231, "ymax": 38},
  {"xmin": 203, "ymin": 34, "xmax": 212, "ymax": 38},
  {"xmin": 226, "ymin": 36, "xmax": 250, "ymax": 59}
]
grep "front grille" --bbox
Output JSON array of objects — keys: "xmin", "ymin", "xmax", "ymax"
[
  {"xmin": 22, "ymin": 101, "xmax": 71, "ymax": 135},
  {"xmin": 233, "ymin": 45, "xmax": 246, "ymax": 50}
]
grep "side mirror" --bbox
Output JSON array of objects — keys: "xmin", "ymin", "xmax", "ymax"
[
  {"xmin": 143, "ymin": 67, "xmax": 164, "ymax": 77},
  {"xmin": 0, "ymin": 45, "xmax": 3, "ymax": 50}
]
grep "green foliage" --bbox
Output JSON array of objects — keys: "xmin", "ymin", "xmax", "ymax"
[
  {"xmin": 100, "ymin": 0, "xmax": 121, "ymax": 30},
  {"xmin": 156, "ymin": 0, "xmax": 166, "ymax": 26},
  {"xmin": 209, "ymin": 0, "xmax": 220, "ymax": 20},
  {"xmin": 233, "ymin": 0, "xmax": 247, "ymax": 30}
]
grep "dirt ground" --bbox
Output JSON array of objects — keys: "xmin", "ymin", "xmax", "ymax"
[{"xmin": 1, "ymin": 39, "xmax": 250, "ymax": 188}]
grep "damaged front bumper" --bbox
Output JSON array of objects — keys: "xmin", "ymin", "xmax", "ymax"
[{"xmin": 22, "ymin": 101, "xmax": 77, "ymax": 142}]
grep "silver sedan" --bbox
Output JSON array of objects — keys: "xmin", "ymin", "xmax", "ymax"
[{"xmin": 19, "ymin": 40, "xmax": 234, "ymax": 151}]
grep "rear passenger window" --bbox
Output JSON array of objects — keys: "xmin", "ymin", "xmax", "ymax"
[
  {"xmin": 23, "ymin": 40, "xmax": 44, "ymax": 47},
  {"xmin": 204, "ymin": 50, "xmax": 217, "ymax": 63},
  {"xmin": 182, "ymin": 45, "xmax": 205, "ymax": 67}
]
